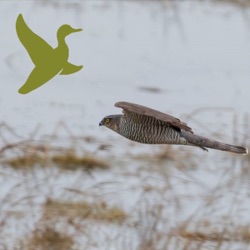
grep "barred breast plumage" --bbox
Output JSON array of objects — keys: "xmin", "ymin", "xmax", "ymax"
[{"xmin": 119, "ymin": 112, "xmax": 187, "ymax": 145}]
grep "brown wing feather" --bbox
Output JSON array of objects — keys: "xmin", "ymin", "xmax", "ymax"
[{"xmin": 115, "ymin": 101, "xmax": 193, "ymax": 133}]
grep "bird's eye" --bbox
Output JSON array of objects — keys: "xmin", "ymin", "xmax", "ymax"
[{"xmin": 105, "ymin": 118, "xmax": 110, "ymax": 123}]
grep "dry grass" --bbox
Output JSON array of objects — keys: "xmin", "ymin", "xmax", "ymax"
[
  {"xmin": 42, "ymin": 198, "xmax": 127, "ymax": 223},
  {"xmin": 133, "ymin": 145, "xmax": 199, "ymax": 174},
  {"xmin": 0, "ymin": 121, "xmax": 109, "ymax": 171},
  {"xmin": 1, "ymin": 143, "xmax": 109, "ymax": 171},
  {"xmin": 24, "ymin": 227, "xmax": 75, "ymax": 250},
  {"xmin": 0, "ymin": 111, "xmax": 249, "ymax": 250},
  {"xmin": 177, "ymin": 226, "xmax": 250, "ymax": 242},
  {"xmin": 17, "ymin": 198, "xmax": 127, "ymax": 249},
  {"xmin": 51, "ymin": 153, "xmax": 109, "ymax": 170}
]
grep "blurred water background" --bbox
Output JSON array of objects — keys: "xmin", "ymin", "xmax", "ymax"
[{"xmin": 0, "ymin": 1, "xmax": 250, "ymax": 249}]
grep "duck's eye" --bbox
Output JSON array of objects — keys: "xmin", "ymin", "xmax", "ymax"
[{"xmin": 105, "ymin": 118, "xmax": 110, "ymax": 123}]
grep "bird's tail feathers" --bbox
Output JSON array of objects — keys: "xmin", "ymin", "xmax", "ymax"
[{"xmin": 180, "ymin": 131, "xmax": 248, "ymax": 155}]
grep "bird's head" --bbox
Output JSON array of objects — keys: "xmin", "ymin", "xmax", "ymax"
[
  {"xmin": 57, "ymin": 24, "xmax": 82, "ymax": 39},
  {"xmin": 99, "ymin": 114, "xmax": 122, "ymax": 132}
]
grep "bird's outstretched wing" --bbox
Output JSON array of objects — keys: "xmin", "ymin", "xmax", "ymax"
[
  {"xmin": 16, "ymin": 14, "xmax": 54, "ymax": 65},
  {"xmin": 18, "ymin": 66, "xmax": 61, "ymax": 94},
  {"xmin": 115, "ymin": 101, "xmax": 193, "ymax": 133}
]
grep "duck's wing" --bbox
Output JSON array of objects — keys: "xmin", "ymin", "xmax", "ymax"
[
  {"xmin": 16, "ymin": 14, "xmax": 54, "ymax": 65},
  {"xmin": 60, "ymin": 62, "xmax": 83, "ymax": 75},
  {"xmin": 115, "ymin": 101, "xmax": 193, "ymax": 133},
  {"xmin": 18, "ymin": 66, "xmax": 61, "ymax": 94}
]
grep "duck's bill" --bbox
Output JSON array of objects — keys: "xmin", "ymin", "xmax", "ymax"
[{"xmin": 72, "ymin": 28, "xmax": 82, "ymax": 33}]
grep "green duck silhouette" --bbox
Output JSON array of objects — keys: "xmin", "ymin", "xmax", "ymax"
[{"xmin": 16, "ymin": 14, "xmax": 83, "ymax": 94}]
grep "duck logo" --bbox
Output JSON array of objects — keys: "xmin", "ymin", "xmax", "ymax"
[{"xmin": 16, "ymin": 14, "xmax": 83, "ymax": 94}]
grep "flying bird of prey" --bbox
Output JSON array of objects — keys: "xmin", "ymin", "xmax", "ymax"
[{"xmin": 99, "ymin": 102, "xmax": 248, "ymax": 154}]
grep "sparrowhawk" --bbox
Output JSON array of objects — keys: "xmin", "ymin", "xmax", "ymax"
[{"xmin": 99, "ymin": 101, "xmax": 248, "ymax": 154}]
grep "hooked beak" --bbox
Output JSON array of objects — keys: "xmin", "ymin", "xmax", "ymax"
[{"xmin": 99, "ymin": 120, "xmax": 104, "ymax": 126}]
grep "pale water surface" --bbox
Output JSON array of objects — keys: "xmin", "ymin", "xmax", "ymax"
[{"xmin": 0, "ymin": 1, "xmax": 250, "ymax": 249}]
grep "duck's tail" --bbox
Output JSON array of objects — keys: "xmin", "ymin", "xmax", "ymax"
[{"xmin": 180, "ymin": 131, "xmax": 248, "ymax": 154}]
